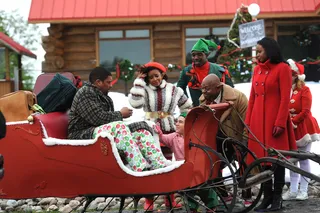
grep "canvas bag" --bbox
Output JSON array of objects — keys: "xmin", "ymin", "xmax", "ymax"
[
  {"xmin": 33, "ymin": 72, "xmax": 77, "ymax": 95},
  {"xmin": 0, "ymin": 91, "xmax": 37, "ymax": 122}
]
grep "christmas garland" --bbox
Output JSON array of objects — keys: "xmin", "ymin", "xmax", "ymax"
[
  {"xmin": 294, "ymin": 25, "xmax": 320, "ymax": 47},
  {"xmin": 294, "ymin": 28, "xmax": 312, "ymax": 47},
  {"xmin": 297, "ymin": 57, "xmax": 320, "ymax": 65},
  {"xmin": 112, "ymin": 59, "xmax": 181, "ymax": 85}
]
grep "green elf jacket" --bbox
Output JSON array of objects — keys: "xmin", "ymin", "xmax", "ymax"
[{"xmin": 177, "ymin": 63, "xmax": 234, "ymax": 106}]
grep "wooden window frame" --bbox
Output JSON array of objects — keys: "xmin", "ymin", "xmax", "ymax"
[
  {"xmin": 182, "ymin": 23, "xmax": 229, "ymax": 66},
  {"xmin": 95, "ymin": 25, "xmax": 153, "ymax": 67}
]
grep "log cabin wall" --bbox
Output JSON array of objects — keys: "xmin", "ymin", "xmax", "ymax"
[
  {"xmin": 41, "ymin": 18, "xmax": 320, "ymax": 92},
  {"xmin": 153, "ymin": 23, "xmax": 182, "ymax": 83},
  {"xmin": 42, "ymin": 24, "xmax": 96, "ymax": 81}
]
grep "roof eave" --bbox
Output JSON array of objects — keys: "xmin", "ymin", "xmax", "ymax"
[
  {"xmin": 0, "ymin": 41, "xmax": 37, "ymax": 59},
  {"xmin": 28, "ymin": 12, "xmax": 319, "ymax": 24},
  {"xmin": 316, "ymin": 6, "xmax": 320, "ymax": 15}
]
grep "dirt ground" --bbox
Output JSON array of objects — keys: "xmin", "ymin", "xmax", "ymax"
[{"xmin": 99, "ymin": 197, "xmax": 320, "ymax": 212}]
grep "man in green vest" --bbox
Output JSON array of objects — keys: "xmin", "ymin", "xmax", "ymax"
[{"xmin": 177, "ymin": 38, "xmax": 234, "ymax": 106}]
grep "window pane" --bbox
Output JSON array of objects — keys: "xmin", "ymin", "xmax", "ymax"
[
  {"xmin": 278, "ymin": 35, "xmax": 308, "ymax": 60},
  {"xmin": 99, "ymin": 40, "xmax": 151, "ymax": 68},
  {"xmin": 278, "ymin": 25, "xmax": 301, "ymax": 33},
  {"xmin": 212, "ymin": 27, "xmax": 229, "ymax": 35},
  {"xmin": 186, "ymin": 28, "xmax": 210, "ymax": 36},
  {"xmin": 0, "ymin": 48, "xmax": 5, "ymax": 79},
  {"xmin": 126, "ymin": 30, "xmax": 149, "ymax": 38},
  {"xmin": 99, "ymin": 31, "xmax": 123, "ymax": 39}
]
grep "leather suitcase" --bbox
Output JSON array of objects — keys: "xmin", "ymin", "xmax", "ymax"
[{"xmin": 0, "ymin": 91, "xmax": 37, "ymax": 122}]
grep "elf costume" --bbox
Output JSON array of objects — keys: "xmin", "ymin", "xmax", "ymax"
[
  {"xmin": 177, "ymin": 38, "xmax": 234, "ymax": 106},
  {"xmin": 283, "ymin": 59, "xmax": 320, "ymax": 200}
]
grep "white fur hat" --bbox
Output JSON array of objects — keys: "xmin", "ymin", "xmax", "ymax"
[{"xmin": 287, "ymin": 59, "xmax": 305, "ymax": 81}]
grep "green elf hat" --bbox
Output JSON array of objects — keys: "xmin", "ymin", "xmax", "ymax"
[
  {"xmin": 180, "ymin": 112, "xmax": 187, "ymax": 118},
  {"xmin": 191, "ymin": 38, "xmax": 221, "ymax": 54}
]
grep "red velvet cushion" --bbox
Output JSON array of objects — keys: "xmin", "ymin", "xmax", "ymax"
[{"xmin": 36, "ymin": 112, "xmax": 69, "ymax": 139}]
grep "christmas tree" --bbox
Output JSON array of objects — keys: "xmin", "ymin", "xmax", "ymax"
[{"xmin": 216, "ymin": 5, "xmax": 254, "ymax": 83}]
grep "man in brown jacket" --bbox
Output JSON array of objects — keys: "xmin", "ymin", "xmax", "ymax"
[
  {"xmin": 200, "ymin": 74, "xmax": 250, "ymax": 202},
  {"xmin": 200, "ymin": 74, "xmax": 248, "ymax": 144}
]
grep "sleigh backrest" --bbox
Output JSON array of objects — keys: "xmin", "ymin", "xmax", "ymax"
[
  {"xmin": 184, "ymin": 103, "xmax": 229, "ymax": 188},
  {"xmin": 35, "ymin": 112, "xmax": 69, "ymax": 139}
]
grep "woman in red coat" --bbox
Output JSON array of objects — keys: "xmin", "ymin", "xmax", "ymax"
[
  {"xmin": 245, "ymin": 37, "xmax": 297, "ymax": 212},
  {"xmin": 282, "ymin": 59, "xmax": 320, "ymax": 201}
]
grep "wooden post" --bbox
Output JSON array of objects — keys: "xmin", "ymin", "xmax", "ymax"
[
  {"xmin": 5, "ymin": 48, "xmax": 10, "ymax": 81},
  {"xmin": 273, "ymin": 22, "xmax": 278, "ymax": 41},
  {"xmin": 18, "ymin": 55, "xmax": 23, "ymax": 90}
]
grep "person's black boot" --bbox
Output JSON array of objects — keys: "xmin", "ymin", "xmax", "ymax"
[
  {"xmin": 268, "ymin": 194, "xmax": 283, "ymax": 211},
  {"xmin": 267, "ymin": 183, "xmax": 284, "ymax": 211},
  {"xmin": 254, "ymin": 180, "xmax": 273, "ymax": 212}
]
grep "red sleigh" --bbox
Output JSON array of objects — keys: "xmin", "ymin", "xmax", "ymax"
[
  {"xmin": 0, "ymin": 102, "xmax": 248, "ymax": 212},
  {"xmin": 3, "ymin": 83, "xmax": 319, "ymax": 213}
]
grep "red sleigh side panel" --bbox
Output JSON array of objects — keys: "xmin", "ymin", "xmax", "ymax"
[{"xmin": 0, "ymin": 115, "xmax": 194, "ymax": 199}]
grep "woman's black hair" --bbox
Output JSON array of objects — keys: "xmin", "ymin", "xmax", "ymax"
[
  {"xmin": 257, "ymin": 37, "xmax": 286, "ymax": 64},
  {"xmin": 140, "ymin": 66, "xmax": 168, "ymax": 85}
]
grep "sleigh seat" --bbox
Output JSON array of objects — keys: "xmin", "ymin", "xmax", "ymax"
[{"xmin": 34, "ymin": 112, "xmax": 184, "ymax": 177}]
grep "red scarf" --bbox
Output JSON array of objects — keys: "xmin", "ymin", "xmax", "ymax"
[{"xmin": 187, "ymin": 62, "xmax": 210, "ymax": 89}]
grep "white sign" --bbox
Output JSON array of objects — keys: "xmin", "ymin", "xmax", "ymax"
[{"xmin": 239, "ymin": 19, "xmax": 265, "ymax": 48}]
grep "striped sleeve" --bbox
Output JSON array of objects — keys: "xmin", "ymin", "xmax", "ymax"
[
  {"xmin": 128, "ymin": 78, "xmax": 146, "ymax": 109},
  {"xmin": 176, "ymin": 87, "xmax": 193, "ymax": 112}
]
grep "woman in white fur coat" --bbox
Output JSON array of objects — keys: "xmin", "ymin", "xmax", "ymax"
[
  {"xmin": 129, "ymin": 62, "xmax": 193, "ymax": 134},
  {"xmin": 129, "ymin": 62, "xmax": 192, "ymax": 211}
]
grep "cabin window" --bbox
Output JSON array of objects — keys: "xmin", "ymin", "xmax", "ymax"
[
  {"xmin": 186, "ymin": 28, "xmax": 210, "ymax": 36},
  {"xmin": 277, "ymin": 24, "xmax": 320, "ymax": 61},
  {"xmin": 212, "ymin": 27, "xmax": 229, "ymax": 36},
  {"xmin": 185, "ymin": 27, "xmax": 229, "ymax": 65},
  {"xmin": 126, "ymin": 30, "xmax": 150, "ymax": 38},
  {"xmin": 99, "ymin": 31, "xmax": 123, "ymax": 39},
  {"xmin": 98, "ymin": 29, "xmax": 151, "ymax": 69},
  {"xmin": 0, "ymin": 48, "xmax": 5, "ymax": 79}
]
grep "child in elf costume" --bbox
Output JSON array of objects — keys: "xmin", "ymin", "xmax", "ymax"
[
  {"xmin": 177, "ymin": 38, "xmax": 234, "ymax": 106},
  {"xmin": 154, "ymin": 112, "xmax": 218, "ymax": 213},
  {"xmin": 143, "ymin": 113, "xmax": 188, "ymax": 211},
  {"xmin": 282, "ymin": 59, "xmax": 320, "ymax": 201}
]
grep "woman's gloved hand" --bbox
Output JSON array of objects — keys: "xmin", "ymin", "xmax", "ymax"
[{"xmin": 272, "ymin": 126, "xmax": 285, "ymax": 138}]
